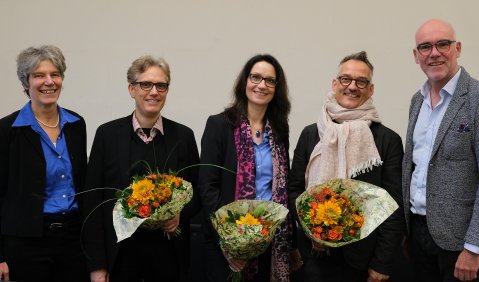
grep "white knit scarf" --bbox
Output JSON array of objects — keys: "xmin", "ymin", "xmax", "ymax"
[{"xmin": 305, "ymin": 92, "xmax": 383, "ymax": 189}]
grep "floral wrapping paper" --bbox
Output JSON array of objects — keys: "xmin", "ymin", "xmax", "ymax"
[
  {"xmin": 211, "ymin": 199, "xmax": 289, "ymax": 260},
  {"xmin": 296, "ymin": 178, "xmax": 398, "ymax": 248},
  {"xmin": 113, "ymin": 179, "xmax": 193, "ymax": 242}
]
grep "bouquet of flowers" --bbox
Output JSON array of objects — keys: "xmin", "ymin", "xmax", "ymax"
[
  {"xmin": 211, "ymin": 200, "xmax": 289, "ymax": 281},
  {"xmin": 112, "ymin": 171, "xmax": 192, "ymax": 242},
  {"xmin": 296, "ymin": 178, "xmax": 398, "ymax": 248}
]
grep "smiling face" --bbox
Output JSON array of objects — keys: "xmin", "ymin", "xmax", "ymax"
[
  {"xmin": 246, "ymin": 61, "xmax": 276, "ymax": 110},
  {"xmin": 128, "ymin": 66, "xmax": 168, "ymax": 120},
  {"xmin": 27, "ymin": 60, "xmax": 63, "ymax": 110},
  {"xmin": 413, "ymin": 19, "xmax": 461, "ymax": 88},
  {"xmin": 332, "ymin": 59, "xmax": 374, "ymax": 109}
]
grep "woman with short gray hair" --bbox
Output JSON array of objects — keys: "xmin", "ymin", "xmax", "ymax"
[{"xmin": 0, "ymin": 45, "xmax": 88, "ymax": 281}]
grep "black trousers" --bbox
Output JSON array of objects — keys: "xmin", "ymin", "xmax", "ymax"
[
  {"xmin": 110, "ymin": 228, "xmax": 183, "ymax": 282},
  {"xmin": 409, "ymin": 213, "xmax": 478, "ymax": 282},
  {"xmin": 4, "ymin": 214, "xmax": 88, "ymax": 282}
]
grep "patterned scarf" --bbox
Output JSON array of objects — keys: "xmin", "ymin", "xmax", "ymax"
[
  {"xmin": 234, "ymin": 115, "xmax": 292, "ymax": 282},
  {"xmin": 305, "ymin": 91, "xmax": 383, "ymax": 188}
]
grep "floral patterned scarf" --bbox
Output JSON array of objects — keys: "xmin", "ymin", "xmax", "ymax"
[{"xmin": 234, "ymin": 115, "xmax": 292, "ymax": 282}]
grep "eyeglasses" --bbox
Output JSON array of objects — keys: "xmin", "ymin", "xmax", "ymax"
[
  {"xmin": 249, "ymin": 73, "xmax": 277, "ymax": 88},
  {"xmin": 336, "ymin": 76, "xmax": 370, "ymax": 89},
  {"xmin": 132, "ymin": 81, "xmax": 169, "ymax": 92},
  {"xmin": 416, "ymin": 40, "xmax": 456, "ymax": 56}
]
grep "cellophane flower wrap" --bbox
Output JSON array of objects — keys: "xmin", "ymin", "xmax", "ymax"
[
  {"xmin": 211, "ymin": 200, "xmax": 289, "ymax": 259},
  {"xmin": 112, "ymin": 172, "xmax": 192, "ymax": 242},
  {"xmin": 296, "ymin": 178, "xmax": 398, "ymax": 248}
]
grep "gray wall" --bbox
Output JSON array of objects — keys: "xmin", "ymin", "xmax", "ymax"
[{"xmin": 2, "ymin": 0, "xmax": 478, "ymax": 156}]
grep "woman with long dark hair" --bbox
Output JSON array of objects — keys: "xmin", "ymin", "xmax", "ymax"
[{"xmin": 199, "ymin": 54, "xmax": 301, "ymax": 281}]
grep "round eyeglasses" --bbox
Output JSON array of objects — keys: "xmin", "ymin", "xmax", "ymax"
[
  {"xmin": 132, "ymin": 81, "xmax": 169, "ymax": 92},
  {"xmin": 336, "ymin": 76, "xmax": 370, "ymax": 89},
  {"xmin": 249, "ymin": 73, "xmax": 277, "ymax": 88},
  {"xmin": 416, "ymin": 40, "xmax": 456, "ymax": 56}
]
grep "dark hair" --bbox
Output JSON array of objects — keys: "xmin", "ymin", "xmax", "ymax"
[
  {"xmin": 339, "ymin": 51, "xmax": 374, "ymax": 76},
  {"xmin": 224, "ymin": 54, "xmax": 291, "ymax": 146}
]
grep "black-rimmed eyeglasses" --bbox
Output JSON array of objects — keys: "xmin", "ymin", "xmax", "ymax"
[
  {"xmin": 131, "ymin": 81, "xmax": 169, "ymax": 92},
  {"xmin": 416, "ymin": 40, "xmax": 456, "ymax": 56},
  {"xmin": 336, "ymin": 76, "xmax": 370, "ymax": 89},
  {"xmin": 249, "ymin": 73, "xmax": 277, "ymax": 88}
]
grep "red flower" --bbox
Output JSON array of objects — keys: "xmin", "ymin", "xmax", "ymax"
[
  {"xmin": 137, "ymin": 205, "xmax": 151, "ymax": 218},
  {"xmin": 327, "ymin": 229, "xmax": 342, "ymax": 241}
]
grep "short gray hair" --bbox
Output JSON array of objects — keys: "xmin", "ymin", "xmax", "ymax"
[
  {"xmin": 127, "ymin": 55, "xmax": 171, "ymax": 84},
  {"xmin": 16, "ymin": 45, "xmax": 66, "ymax": 91}
]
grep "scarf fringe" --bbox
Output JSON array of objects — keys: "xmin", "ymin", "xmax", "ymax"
[{"xmin": 348, "ymin": 158, "xmax": 383, "ymax": 178}]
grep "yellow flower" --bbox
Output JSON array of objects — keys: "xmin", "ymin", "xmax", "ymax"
[
  {"xmin": 309, "ymin": 200, "xmax": 342, "ymax": 226},
  {"xmin": 236, "ymin": 212, "xmax": 261, "ymax": 225},
  {"xmin": 130, "ymin": 179, "xmax": 155, "ymax": 205}
]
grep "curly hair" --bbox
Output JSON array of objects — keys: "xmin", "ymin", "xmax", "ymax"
[{"xmin": 16, "ymin": 45, "xmax": 66, "ymax": 96}]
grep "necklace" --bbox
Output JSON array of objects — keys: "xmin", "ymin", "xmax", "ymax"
[
  {"xmin": 251, "ymin": 125, "xmax": 263, "ymax": 139},
  {"xmin": 35, "ymin": 114, "xmax": 59, "ymax": 128}
]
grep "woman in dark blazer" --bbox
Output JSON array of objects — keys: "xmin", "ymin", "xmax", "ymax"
[
  {"xmin": 83, "ymin": 55, "xmax": 200, "ymax": 282},
  {"xmin": 288, "ymin": 51, "xmax": 404, "ymax": 282},
  {"xmin": 0, "ymin": 45, "xmax": 88, "ymax": 281},
  {"xmin": 198, "ymin": 54, "xmax": 301, "ymax": 282}
]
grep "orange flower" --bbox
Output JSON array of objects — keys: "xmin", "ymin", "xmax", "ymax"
[
  {"xmin": 137, "ymin": 205, "xmax": 151, "ymax": 218},
  {"xmin": 261, "ymin": 225, "xmax": 269, "ymax": 236},
  {"xmin": 327, "ymin": 228, "xmax": 342, "ymax": 241}
]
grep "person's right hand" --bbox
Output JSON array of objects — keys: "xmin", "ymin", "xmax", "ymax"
[
  {"xmin": 90, "ymin": 269, "xmax": 109, "ymax": 282},
  {"xmin": 222, "ymin": 250, "xmax": 247, "ymax": 272},
  {"xmin": 0, "ymin": 262, "xmax": 9, "ymax": 281}
]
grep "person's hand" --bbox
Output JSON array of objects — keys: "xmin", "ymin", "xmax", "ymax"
[
  {"xmin": 367, "ymin": 268, "xmax": 389, "ymax": 282},
  {"xmin": 90, "ymin": 269, "xmax": 109, "ymax": 282},
  {"xmin": 289, "ymin": 248, "xmax": 303, "ymax": 272},
  {"xmin": 311, "ymin": 240, "xmax": 326, "ymax": 252},
  {"xmin": 0, "ymin": 262, "xmax": 9, "ymax": 281},
  {"xmin": 161, "ymin": 215, "xmax": 180, "ymax": 233},
  {"xmin": 454, "ymin": 249, "xmax": 479, "ymax": 281},
  {"xmin": 222, "ymin": 250, "xmax": 247, "ymax": 272}
]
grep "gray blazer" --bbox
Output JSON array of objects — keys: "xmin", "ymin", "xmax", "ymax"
[{"xmin": 403, "ymin": 67, "xmax": 479, "ymax": 251}]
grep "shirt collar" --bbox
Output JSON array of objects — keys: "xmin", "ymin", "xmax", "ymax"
[
  {"xmin": 420, "ymin": 67, "xmax": 462, "ymax": 98},
  {"xmin": 132, "ymin": 112, "xmax": 164, "ymax": 135},
  {"xmin": 12, "ymin": 101, "xmax": 79, "ymax": 128}
]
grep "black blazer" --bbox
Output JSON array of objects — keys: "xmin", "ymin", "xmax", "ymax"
[
  {"xmin": 288, "ymin": 122, "xmax": 404, "ymax": 275},
  {"xmin": 82, "ymin": 115, "xmax": 200, "ymax": 272},
  {"xmin": 0, "ymin": 108, "xmax": 87, "ymax": 262},
  {"xmin": 198, "ymin": 113, "xmax": 291, "ymax": 242}
]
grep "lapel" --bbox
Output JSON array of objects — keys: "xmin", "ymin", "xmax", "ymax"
[
  {"xmin": 162, "ymin": 117, "xmax": 178, "ymax": 170},
  {"xmin": 430, "ymin": 69, "xmax": 469, "ymax": 158},
  {"xmin": 117, "ymin": 116, "xmax": 133, "ymax": 186},
  {"xmin": 22, "ymin": 126, "xmax": 44, "ymax": 158},
  {"xmin": 405, "ymin": 93, "xmax": 423, "ymax": 157}
]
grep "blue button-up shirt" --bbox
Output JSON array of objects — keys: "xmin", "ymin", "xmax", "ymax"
[
  {"xmin": 12, "ymin": 102, "xmax": 80, "ymax": 214},
  {"xmin": 254, "ymin": 131, "xmax": 273, "ymax": 201},
  {"xmin": 410, "ymin": 68, "xmax": 479, "ymax": 253}
]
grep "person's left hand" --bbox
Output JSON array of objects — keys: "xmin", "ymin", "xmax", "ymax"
[
  {"xmin": 367, "ymin": 268, "xmax": 389, "ymax": 282},
  {"xmin": 161, "ymin": 215, "xmax": 180, "ymax": 233},
  {"xmin": 289, "ymin": 248, "xmax": 303, "ymax": 272},
  {"xmin": 454, "ymin": 249, "xmax": 479, "ymax": 281}
]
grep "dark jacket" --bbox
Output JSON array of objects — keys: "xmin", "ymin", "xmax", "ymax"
[
  {"xmin": 82, "ymin": 114, "xmax": 200, "ymax": 272},
  {"xmin": 288, "ymin": 122, "xmax": 404, "ymax": 275},
  {"xmin": 0, "ymin": 109, "xmax": 87, "ymax": 262}
]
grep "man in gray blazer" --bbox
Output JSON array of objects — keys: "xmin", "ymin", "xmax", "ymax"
[{"xmin": 403, "ymin": 19, "xmax": 479, "ymax": 282}]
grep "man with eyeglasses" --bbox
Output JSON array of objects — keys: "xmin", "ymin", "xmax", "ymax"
[
  {"xmin": 403, "ymin": 19, "xmax": 479, "ymax": 282},
  {"xmin": 83, "ymin": 55, "xmax": 200, "ymax": 282},
  {"xmin": 288, "ymin": 51, "xmax": 404, "ymax": 282}
]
